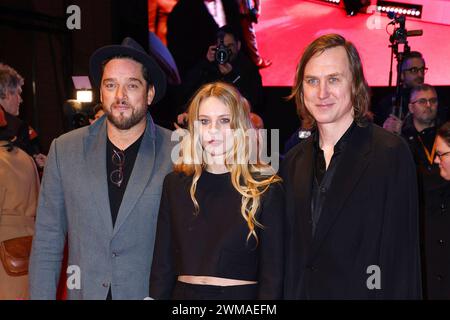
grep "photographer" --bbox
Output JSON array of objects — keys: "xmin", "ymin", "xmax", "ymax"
[
  {"xmin": 179, "ymin": 25, "xmax": 263, "ymax": 120},
  {"xmin": 376, "ymin": 51, "xmax": 427, "ymax": 132}
]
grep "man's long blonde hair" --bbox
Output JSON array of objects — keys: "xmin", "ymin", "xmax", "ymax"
[{"xmin": 174, "ymin": 82, "xmax": 281, "ymax": 243}]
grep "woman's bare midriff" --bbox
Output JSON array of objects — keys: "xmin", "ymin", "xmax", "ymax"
[{"xmin": 178, "ymin": 275, "xmax": 257, "ymax": 286}]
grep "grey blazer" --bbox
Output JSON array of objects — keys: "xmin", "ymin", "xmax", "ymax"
[{"xmin": 29, "ymin": 114, "xmax": 175, "ymax": 299}]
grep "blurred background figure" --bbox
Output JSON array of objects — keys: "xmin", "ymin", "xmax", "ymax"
[
  {"xmin": 89, "ymin": 103, "xmax": 105, "ymax": 125},
  {"xmin": 376, "ymin": 51, "xmax": 428, "ymax": 132},
  {"xmin": 148, "ymin": 0, "xmax": 179, "ymax": 46},
  {"xmin": 401, "ymin": 85, "xmax": 450, "ymax": 299},
  {"xmin": 0, "ymin": 63, "xmax": 46, "ymax": 170},
  {"xmin": 180, "ymin": 25, "xmax": 263, "ymax": 116},
  {"xmin": 238, "ymin": 0, "xmax": 271, "ymax": 68},
  {"xmin": 167, "ymin": 0, "xmax": 241, "ymax": 80},
  {"xmin": 0, "ymin": 107, "xmax": 40, "ymax": 300}
]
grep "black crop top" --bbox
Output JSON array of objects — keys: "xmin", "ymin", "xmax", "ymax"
[{"xmin": 149, "ymin": 170, "xmax": 285, "ymax": 299}]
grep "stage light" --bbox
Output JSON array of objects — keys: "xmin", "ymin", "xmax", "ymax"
[
  {"xmin": 377, "ymin": 1, "xmax": 423, "ymax": 18},
  {"xmin": 72, "ymin": 76, "xmax": 93, "ymax": 103},
  {"xmin": 318, "ymin": 0, "xmax": 340, "ymax": 5},
  {"xmin": 76, "ymin": 90, "xmax": 93, "ymax": 103}
]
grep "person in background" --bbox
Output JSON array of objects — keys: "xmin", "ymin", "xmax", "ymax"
[
  {"xmin": 377, "ymin": 51, "xmax": 427, "ymax": 132},
  {"xmin": 0, "ymin": 63, "xmax": 46, "ymax": 169},
  {"xmin": 400, "ymin": 84, "xmax": 450, "ymax": 299},
  {"xmin": 148, "ymin": 0, "xmax": 178, "ymax": 46},
  {"xmin": 237, "ymin": 0, "xmax": 271, "ymax": 68},
  {"xmin": 89, "ymin": 103, "xmax": 105, "ymax": 125},
  {"xmin": 166, "ymin": 0, "xmax": 241, "ymax": 80},
  {"xmin": 180, "ymin": 25, "xmax": 263, "ymax": 116},
  {"xmin": 0, "ymin": 107, "xmax": 39, "ymax": 300}
]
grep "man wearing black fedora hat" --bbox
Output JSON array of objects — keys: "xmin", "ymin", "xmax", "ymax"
[{"xmin": 29, "ymin": 37, "xmax": 175, "ymax": 299}]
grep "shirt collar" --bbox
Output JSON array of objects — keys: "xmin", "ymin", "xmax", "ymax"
[{"xmin": 313, "ymin": 121, "xmax": 357, "ymax": 154}]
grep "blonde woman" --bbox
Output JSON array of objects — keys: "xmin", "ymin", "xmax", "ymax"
[{"xmin": 149, "ymin": 82, "xmax": 284, "ymax": 299}]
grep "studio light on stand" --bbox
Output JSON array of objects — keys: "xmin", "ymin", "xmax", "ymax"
[
  {"xmin": 62, "ymin": 76, "xmax": 94, "ymax": 132},
  {"xmin": 76, "ymin": 89, "xmax": 93, "ymax": 103}
]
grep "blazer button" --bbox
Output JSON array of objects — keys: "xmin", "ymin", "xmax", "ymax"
[
  {"xmin": 102, "ymin": 282, "xmax": 109, "ymax": 288},
  {"xmin": 439, "ymin": 240, "xmax": 445, "ymax": 245},
  {"xmin": 112, "ymin": 252, "xmax": 118, "ymax": 258},
  {"xmin": 320, "ymin": 187, "xmax": 327, "ymax": 193}
]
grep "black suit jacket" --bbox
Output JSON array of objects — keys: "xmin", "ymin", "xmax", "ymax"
[
  {"xmin": 281, "ymin": 123, "xmax": 422, "ymax": 299},
  {"xmin": 167, "ymin": 0, "xmax": 241, "ymax": 80}
]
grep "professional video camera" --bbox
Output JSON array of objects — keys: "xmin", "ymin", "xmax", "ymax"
[
  {"xmin": 214, "ymin": 38, "xmax": 232, "ymax": 65},
  {"xmin": 386, "ymin": 12, "xmax": 423, "ymax": 120}
]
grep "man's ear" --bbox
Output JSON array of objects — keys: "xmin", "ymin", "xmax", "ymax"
[
  {"xmin": 237, "ymin": 40, "xmax": 241, "ymax": 52},
  {"xmin": 408, "ymin": 103, "xmax": 414, "ymax": 115},
  {"xmin": 147, "ymin": 85, "xmax": 155, "ymax": 105}
]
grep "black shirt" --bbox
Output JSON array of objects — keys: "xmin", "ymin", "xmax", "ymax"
[
  {"xmin": 106, "ymin": 134, "xmax": 143, "ymax": 227},
  {"xmin": 311, "ymin": 122, "xmax": 356, "ymax": 236},
  {"xmin": 149, "ymin": 170, "xmax": 285, "ymax": 299}
]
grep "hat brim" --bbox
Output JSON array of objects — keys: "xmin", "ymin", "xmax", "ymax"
[{"xmin": 89, "ymin": 45, "xmax": 167, "ymax": 104}]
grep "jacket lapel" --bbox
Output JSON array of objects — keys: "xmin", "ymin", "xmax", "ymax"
[
  {"xmin": 112, "ymin": 115, "xmax": 156, "ymax": 236},
  {"xmin": 85, "ymin": 118, "xmax": 114, "ymax": 236},
  {"xmin": 292, "ymin": 137, "xmax": 315, "ymax": 251},
  {"xmin": 309, "ymin": 124, "xmax": 373, "ymax": 258}
]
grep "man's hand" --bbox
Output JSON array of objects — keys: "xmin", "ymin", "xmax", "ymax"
[
  {"xmin": 206, "ymin": 45, "xmax": 216, "ymax": 63},
  {"xmin": 218, "ymin": 62, "xmax": 233, "ymax": 75},
  {"xmin": 383, "ymin": 114, "xmax": 403, "ymax": 134}
]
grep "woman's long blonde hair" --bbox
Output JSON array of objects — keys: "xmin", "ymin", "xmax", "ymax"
[{"xmin": 174, "ymin": 82, "xmax": 281, "ymax": 243}]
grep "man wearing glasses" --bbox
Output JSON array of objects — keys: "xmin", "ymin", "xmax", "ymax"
[
  {"xmin": 29, "ymin": 38, "xmax": 175, "ymax": 299},
  {"xmin": 375, "ymin": 51, "xmax": 427, "ymax": 131},
  {"xmin": 400, "ymin": 84, "xmax": 450, "ymax": 299}
]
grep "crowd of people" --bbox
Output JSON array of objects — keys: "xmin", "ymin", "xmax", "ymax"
[{"xmin": 1, "ymin": 0, "xmax": 450, "ymax": 301}]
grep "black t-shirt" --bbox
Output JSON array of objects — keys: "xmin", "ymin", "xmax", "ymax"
[
  {"xmin": 106, "ymin": 134, "xmax": 143, "ymax": 227},
  {"xmin": 150, "ymin": 170, "xmax": 285, "ymax": 299}
]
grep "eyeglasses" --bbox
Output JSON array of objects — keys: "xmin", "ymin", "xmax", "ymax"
[
  {"xmin": 436, "ymin": 151, "xmax": 450, "ymax": 160},
  {"xmin": 110, "ymin": 149, "xmax": 125, "ymax": 187},
  {"xmin": 410, "ymin": 97, "xmax": 438, "ymax": 107},
  {"xmin": 403, "ymin": 66, "xmax": 428, "ymax": 74}
]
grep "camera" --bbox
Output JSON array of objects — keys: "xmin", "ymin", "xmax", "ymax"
[{"xmin": 214, "ymin": 39, "xmax": 232, "ymax": 65}]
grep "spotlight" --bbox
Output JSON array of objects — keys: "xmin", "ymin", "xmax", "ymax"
[
  {"xmin": 76, "ymin": 90, "xmax": 93, "ymax": 103},
  {"xmin": 377, "ymin": 1, "xmax": 423, "ymax": 18}
]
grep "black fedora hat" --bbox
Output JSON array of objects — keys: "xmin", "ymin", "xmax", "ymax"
[{"xmin": 89, "ymin": 37, "xmax": 166, "ymax": 104}]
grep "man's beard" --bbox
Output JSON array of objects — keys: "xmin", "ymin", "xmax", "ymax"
[{"xmin": 105, "ymin": 103, "xmax": 147, "ymax": 130}]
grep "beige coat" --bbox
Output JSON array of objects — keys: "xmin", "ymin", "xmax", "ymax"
[{"xmin": 0, "ymin": 141, "xmax": 39, "ymax": 300}]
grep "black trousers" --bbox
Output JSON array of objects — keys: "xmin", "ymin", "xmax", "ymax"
[{"xmin": 172, "ymin": 281, "xmax": 258, "ymax": 300}]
